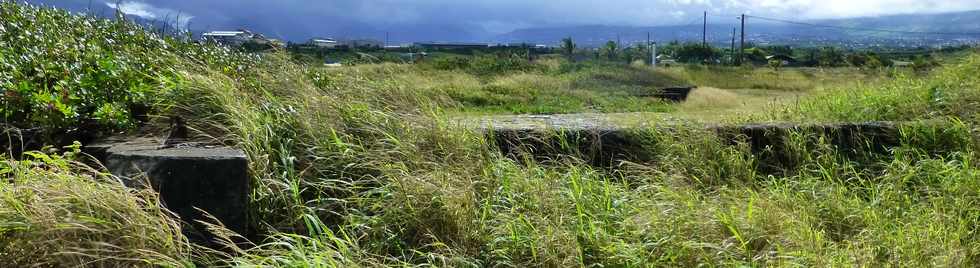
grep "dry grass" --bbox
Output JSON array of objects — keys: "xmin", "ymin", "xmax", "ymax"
[
  {"xmin": 657, "ymin": 65, "xmax": 892, "ymax": 91},
  {"xmin": 673, "ymin": 87, "xmax": 806, "ymax": 122},
  {"xmin": 0, "ymin": 147, "xmax": 193, "ymax": 267}
]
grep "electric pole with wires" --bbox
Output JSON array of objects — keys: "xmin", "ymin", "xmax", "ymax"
[
  {"xmin": 703, "ymin": 11, "xmax": 708, "ymax": 47},
  {"xmin": 739, "ymin": 14, "xmax": 745, "ymax": 66}
]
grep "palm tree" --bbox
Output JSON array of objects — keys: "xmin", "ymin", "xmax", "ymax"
[{"xmin": 560, "ymin": 37, "xmax": 576, "ymax": 56}]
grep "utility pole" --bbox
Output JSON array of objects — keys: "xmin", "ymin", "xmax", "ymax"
[
  {"xmin": 652, "ymin": 42, "xmax": 658, "ymax": 68},
  {"xmin": 730, "ymin": 27, "xmax": 736, "ymax": 65},
  {"xmin": 647, "ymin": 32, "xmax": 651, "ymax": 66},
  {"xmin": 739, "ymin": 14, "xmax": 746, "ymax": 66},
  {"xmin": 703, "ymin": 11, "xmax": 708, "ymax": 47}
]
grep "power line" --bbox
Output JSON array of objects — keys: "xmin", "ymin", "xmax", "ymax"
[
  {"xmin": 706, "ymin": 13, "xmax": 742, "ymax": 19},
  {"xmin": 745, "ymin": 15, "xmax": 980, "ymax": 36}
]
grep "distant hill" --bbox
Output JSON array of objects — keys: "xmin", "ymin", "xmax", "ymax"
[{"xmin": 497, "ymin": 10, "xmax": 980, "ymax": 48}]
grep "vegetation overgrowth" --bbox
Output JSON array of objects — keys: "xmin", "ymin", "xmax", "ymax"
[
  {"xmin": 309, "ymin": 59, "xmax": 688, "ymax": 115},
  {"xmin": 0, "ymin": 2, "xmax": 260, "ymax": 143},
  {"xmin": 2, "ymin": 3, "xmax": 980, "ymax": 267}
]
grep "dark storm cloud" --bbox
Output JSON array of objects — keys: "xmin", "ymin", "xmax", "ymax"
[{"xmin": 23, "ymin": 0, "xmax": 980, "ymax": 42}]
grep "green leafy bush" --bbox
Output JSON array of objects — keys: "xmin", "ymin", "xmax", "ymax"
[
  {"xmin": 0, "ymin": 2, "xmax": 258, "ymax": 141},
  {"xmin": 0, "ymin": 2, "xmax": 173, "ymax": 131}
]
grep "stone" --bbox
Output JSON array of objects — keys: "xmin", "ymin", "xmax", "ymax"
[{"xmin": 86, "ymin": 138, "xmax": 250, "ymax": 244}]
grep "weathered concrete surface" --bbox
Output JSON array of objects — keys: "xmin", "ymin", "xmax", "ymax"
[
  {"xmin": 489, "ymin": 126, "xmax": 651, "ymax": 166},
  {"xmin": 642, "ymin": 87, "xmax": 697, "ymax": 102},
  {"xmin": 713, "ymin": 121, "xmax": 902, "ymax": 173},
  {"xmin": 86, "ymin": 138, "xmax": 249, "ymax": 243},
  {"xmin": 472, "ymin": 114, "xmax": 912, "ymax": 170}
]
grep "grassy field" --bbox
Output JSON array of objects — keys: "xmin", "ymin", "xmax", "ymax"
[
  {"xmin": 659, "ymin": 64, "xmax": 892, "ymax": 91},
  {"xmin": 305, "ymin": 58, "xmax": 691, "ymax": 115},
  {"xmin": 305, "ymin": 56, "xmax": 895, "ymax": 121},
  {"xmin": 2, "ymin": 3, "xmax": 980, "ymax": 267}
]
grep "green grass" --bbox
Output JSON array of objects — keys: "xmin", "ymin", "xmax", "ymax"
[
  {"xmin": 659, "ymin": 64, "xmax": 893, "ymax": 91},
  {"xmin": 306, "ymin": 57, "xmax": 686, "ymax": 116},
  {"xmin": 2, "ymin": 3, "xmax": 980, "ymax": 267},
  {"xmin": 764, "ymin": 53, "xmax": 980, "ymax": 123}
]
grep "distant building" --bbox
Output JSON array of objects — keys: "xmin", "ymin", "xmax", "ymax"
[
  {"xmin": 309, "ymin": 38, "xmax": 339, "ymax": 48},
  {"xmin": 201, "ymin": 30, "xmax": 267, "ymax": 46},
  {"xmin": 498, "ymin": 43, "xmax": 549, "ymax": 49},
  {"xmin": 892, "ymin": 60, "xmax": 914, "ymax": 67},
  {"xmin": 656, "ymin": 55, "xmax": 678, "ymax": 67},
  {"xmin": 341, "ymin": 39, "xmax": 383, "ymax": 49},
  {"xmin": 414, "ymin": 42, "xmax": 490, "ymax": 50},
  {"xmin": 766, "ymin": 54, "xmax": 799, "ymax": 66}
]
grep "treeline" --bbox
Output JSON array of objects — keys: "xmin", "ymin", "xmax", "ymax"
[
  {"xmin": 554, "ymin": 37, "xmax": 968, "ymax": 70},
  {"xmin": 648, "ymin": 41, "xmax": 957, "ymax": 70}
]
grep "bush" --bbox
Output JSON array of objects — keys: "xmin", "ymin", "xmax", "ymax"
[
  {"xmin": 429, "ymin": 55, "xmax": 471, "ymax": 70},
  {"xmin": 0, "ymin": 3, "xmax": 177, "ymax": 132},
  {"xmin": 0, "ymin": 2, "xmax": 257, "ymax": 142}
]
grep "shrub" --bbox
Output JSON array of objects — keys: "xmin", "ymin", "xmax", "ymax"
[
  {"xmin": 429, "ymin": 55, "xmax": 472, "ymax": 71},
  {"xmin": 0, "ymin": 2, "xmax": 258, "ymax": 142},
  {"xmin": 0, "ymin": 2, "xmax": 177, "ymax": 132}
]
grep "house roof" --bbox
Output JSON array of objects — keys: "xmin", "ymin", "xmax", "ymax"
[
  {"xmin": 203, "ymin": 31, "xmax": 248, "ymax": 37},
  {"xmin": 766, "ymin": 54, "xmax": 798, "ymax": 62}
]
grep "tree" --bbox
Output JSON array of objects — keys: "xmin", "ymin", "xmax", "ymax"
[
  {"xmin": 673, "ymin": 42, "xmax": 720, "ymax": 64},
  {"xmin": 847, "ymin": 53, "xmax": 869, "ymax": 67},
  {"xmin": 767, "ymin": 45, "xmax": 793, "ymax": 56},
  {"xmin": 912, "ymin": 55, "xmax": 939, "ymax": 72},
  {"xmin": 744, "ymin": 47, "xmax": 769, "ymax": 64},
  {"xmin": 865, "ymin": 56, "xmax": 884, "ymax": 68},
  {"xmin": 818, "ymin": 47, "xmax": 846, "ymax": 67},
  {"xmin": 602, "ymin": 41, "xmax": 619, "ymax": 61},
  {"xmin": 626, "ymin": 44, "xmax": 650, "ymax": 64},
  {"xmin": 560, "ymin": 37, "xmax": 576, "ymax": 57}
]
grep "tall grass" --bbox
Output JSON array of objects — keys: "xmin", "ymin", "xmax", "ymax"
[
  {"xmin": 2, "ymin": 3, "xmax": 980, "ymax": 267},
  {"xmin": 658, "ymin": 64, "xmax": 891, "ymax": 91},
  {"xmin": 757, "ymin": 51, "xmax": 980, "ymax": 123},
  {"xmin": 0, "ymin": 145, "xmax": 193, "ymax": 267},
  {"xmin": 307, "ymin": 58, "xmax": 682, "ymax": 115}
]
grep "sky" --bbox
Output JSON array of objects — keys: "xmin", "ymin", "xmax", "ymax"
[{"xmin": 24, "ymin": 0, "xmax": 980, "ymax": 42}]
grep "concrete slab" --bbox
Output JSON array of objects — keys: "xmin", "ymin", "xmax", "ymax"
[
  {"xmin": 471, "ymin": 114, "xmax": 913, "ymax": 171},
  {"xmin": 86, "ymin": 138, "xmax": 250, "ymax": 244}
]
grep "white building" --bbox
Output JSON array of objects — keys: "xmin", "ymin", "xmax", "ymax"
[
  {"xmin": 201, "ymin": 30, "xmax": 265, "ymax": 46},
  {"xmin": 309, "ymin": 38, "xmax": 339, "ymax": 48}
]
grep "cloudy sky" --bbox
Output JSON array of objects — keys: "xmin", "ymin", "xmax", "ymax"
[{"xmin": 25, "ymin": 0, "xmax": 980, "ymax": 41}]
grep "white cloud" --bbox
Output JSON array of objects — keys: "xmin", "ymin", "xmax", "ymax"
[
  {"xmin": 671, "ymin": 0, "xmax": 980, "ymax": 19},
  {"xmin": 105, "ymin": 1, "xmax": 194, "ymax": 30}
]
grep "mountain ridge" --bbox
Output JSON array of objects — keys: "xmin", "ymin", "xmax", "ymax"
[{"xmin": 497, "ymin": 10, "xmax": 980, "ymax": 48}]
